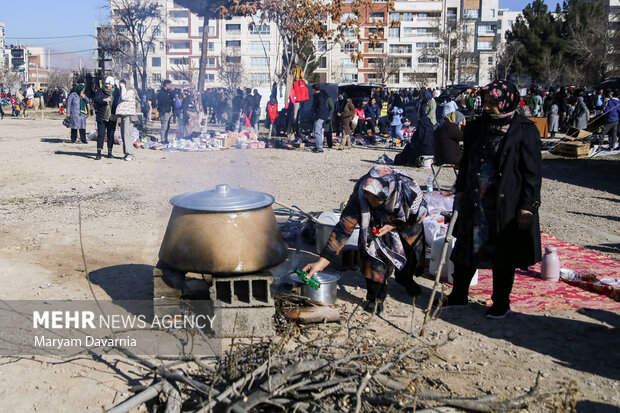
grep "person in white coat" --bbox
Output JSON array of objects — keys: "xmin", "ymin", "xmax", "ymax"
[{"xmin": 115, "ymin": 79, "xmax": 137, "ymax": 161}]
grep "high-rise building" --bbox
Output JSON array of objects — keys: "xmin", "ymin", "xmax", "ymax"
[
  {"xmin": 103, "ymin": 0, "xmax": 518, "ymax": 90},
  {"xmin": 104, "ymin": 0, "xmax": 281, "ymax": 91}
]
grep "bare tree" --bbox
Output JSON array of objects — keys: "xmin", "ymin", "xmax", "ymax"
[
  {"xmin": 367, "ymin": 54, "xmax": 402, "ymax": 85},
  {"xmin": 96, "ymin": 24, "xmax": 132, "ymax": 80},
  {"xmin": 418, "ymin": 18, "xmax": 471, "ymax": 86},
  {"xmin": 0, "ymin": 67, "xmax": 24, "ymax": 93},
  {"xmin": 46, "ymin": 69, "xmax": 74, "ymax": 92},
  {"xmin": 108, "ymin": 0, "xmax": 164, "ymax": 94},
  {"xmin": 540, "ymin": 49, "xmax": 564, "ymax": 86},
  {"xmin": 217, "ymin": 52, "xmax": 245, "ymax": 91},
  {"xmin": 494, "ymin": 40, "xmax": 523, "ymax": 81}
]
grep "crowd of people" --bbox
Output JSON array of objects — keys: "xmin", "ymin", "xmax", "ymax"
[{"xmin": 0, "ymin": 86, "xmax": 68, "ymax": 118}]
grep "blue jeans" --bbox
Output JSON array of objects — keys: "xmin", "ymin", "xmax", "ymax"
[
  {"xmin": 390, "ymin": 124, "xmax": 403, "ymax": 143},
  {"xmin": 314, "ymin": 119, "xmax": 324, "ymax": 150}
]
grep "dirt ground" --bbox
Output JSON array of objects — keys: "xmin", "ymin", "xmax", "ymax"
[{"xmin": 0, "ymin": 114, "xmax": 618, "ymax": 412}]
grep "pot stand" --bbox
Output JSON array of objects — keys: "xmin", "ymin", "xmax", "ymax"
[{"xmin": 153, "ymin": 261, "xmax": 275, "ymax": 338}]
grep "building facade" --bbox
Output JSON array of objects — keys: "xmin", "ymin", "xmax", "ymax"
[
  {"xmin": 104, "ymin": 0, "xmax": 525, "ymax": 90},
  {"xmin": 105, "ymin": 0, "xmax": 281, "ymax": 91}
]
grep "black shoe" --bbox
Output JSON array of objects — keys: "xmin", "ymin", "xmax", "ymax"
[
  {"xmin": 71, "ymin": 140, "xmax": 77, "ymax": 143},
  {"xmin": 437, "ymin": 294, "xmax": 469, "ymax": 309},
  {"xmin": 364, "ymin": 300, "xmax": 384, "ymax": 316},
  {"xmin": 95, "ymin": 153, "xmax": 102, "ymax": 160},
  {"xmin": 81, "ymin": 140, "xmax": 88, "ymax": 144},
  {"xmin": 312, "ymin": 148, "xmax": 324, "ymax": 153},
  {"xmin": 106, "ymin": 152, "xmax": 112, "ymax": 159},
  {"xmin": 485, "ymin": 305, "xmax": 511, "ymax": 319}
]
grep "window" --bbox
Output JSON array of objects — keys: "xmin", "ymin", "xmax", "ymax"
[
  {"xmin": 403, "ymin": 27, "xmax": 414, "ymax": 36},
  {"xmin": 447, "ymin": 7, "xmax": 457, "ymax": 22},
  {"xmin": 250, "ymin": 40, "xmax": 270, "ymax": 52},
  {"xmin": 368, "ymin": 27, "xmax": 383, "ymax": 36},
  {"xmin": 169, "ymin": 26, "xmax": 188, "ymax": 34},
  {"xmin": 146, "ymin": 42, "xmax": 155, "ymax": 52},
  {"xmin": 170, "ymin": 41, "xmax": 190, "ymax": 49},
  {"xmin": 226, "ymin": 56, "xmax": 241, "ymax": 64},
  {"xmin": 205, "ymin": 73, "xmax": 215, "ymax": 83},
  {"xmin": 226, "ymin": 40, "xmax": 241, "ymax": 48},
  {"xmin": 368, "ymin": 43, "xmax": 384, "ymax": 52},
  {"xmin": 343, "ymin": 27, "xmax": 356, "ymax": 38},
  {"xmin": 152, "ymin": 73, "xmax": 161, "ymax": 83},
  {"xmin": 205, "ymin": 57, "xmax": 216, "ymax": 68},
  {"xmin": 390, "ymin": 13, "xmax": 400, "ymax": 22},
  {"xmin": 226, "ymin": 24, "xmax": 241, "ymax": 32},
  {"xmin": 390, "ymin": 27, "xmax": 400, "ymax": 38},
  {"xmin": 397, "ymin": 57, "xmax": 411, "ymax": 68},
  {"xmin": 370, "ymin": 12, "xmax": 384, "ymax": 22},
  {"xmin": 388, "ymin": 73, "xmax": 399, "ymax": 84},
  {"xmin": 341, "ymin": 42, "xmax": 358, "ymax": 52},
  {"xmin": 417, "ymin": 28, "xmax": 429, "ymax": 33},
  {"xmin": 477, "ymin": 24, "xmax": 496, "ymax": 35},
  {"xmin": 317, "ymin": 41, "xmax": 327, "ymax": 52},
  {"xmin": 249, "ymin": 24, "xmax": 270, "ymax": 34},
  {"xmin": 198, "ymin": 26, "xmax": 216, "ymax": 36},
  {"xmin": 159, "ymin": 42, "xmax": 165, "ymax": 51},
  {"xmin": 389, "ymin": 44, "xmax": 412, "ymax": 53},
  {"xmin": 477, "ymin": 41, "xmax": 493, "ymax": 50},
  {"xmin": 250, "ymin": 57, "xmax": 269, "ymax": 67},
  {"xmin": 342, "ymin": 58, "xmax": 356, "ymax": 68},
  {"xmin": 418, "ymin": 57, "xmax": 439, "ymax": 64},
  {"xmin": 198, "ymin": 42, "xmax": 215, "ymax": 52},
  {"xmin": 170, "ymin": 57, "xmax": 188, "ymax": 65},
  {"xmin": 170, "ymin": 73, "xmax": 189, "ymax": 81},
  {"xmin": 152, "ymin": 26, "xmax": 161, "ymax": 36},
  {"xmin": 403, "ymin": 13, "xmax": 413, "ymax": 21},
  {"xmin": 319, "ymin": 56, "xmax": 327, "ymax": 68},
  {"xmin": 341, "ymin": 12, "xmax": 356, "ymax": 23},
  {"xmin": 488, "ymin": 56, "xmax": 493, "ymax": 65},
  {"xmin": 417, "ymin": 12, "xmax": 440, "ymax": 19},
  {"xmin": 490, "ymin": 9, "xmax": 495, "ymax": 18},
  {"xmin": 152, "ymin": 57, "xmax": 161, "ymax": 67},
  {"xmin": 463, "ymin": 9, "xmax": 479, "ymax": 19},
  {"xmin": 342, "ymin": 73, "xmax": 358, "ymax": 82},
  {"xmin": 250, "ymin": 73, "xmax": 270, "ymax": 83},
  {"xmin": 416, "ymin": 42, "xmax": 439, "ymax": 48},
  {"xmin": 170, "ymin": 10, "xmax": 187, "ymax": 18}
]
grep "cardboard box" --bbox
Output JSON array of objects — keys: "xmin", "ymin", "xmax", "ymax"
[
  {"xmin": 224, "ymin": 137, "xmax": 238, "ymax": 148},
  {"xmin": 247, "ymin": 141, "xmax": 266, "ymax": 149},
  {"xmin": 555, "ymin": 141, "xmax": 590, "ymax": 158},
  {"xmin": 565, "ymin": 126, "xmax": 592, "ymax": 141}
]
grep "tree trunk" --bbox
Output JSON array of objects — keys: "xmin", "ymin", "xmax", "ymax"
[
  {"xmin": 141, "ymin": 56, "xmax": 148, "ymax": 97},
  {"xmin": 197, "ymin": 17, "xmax": 210, "ymax": 92}
]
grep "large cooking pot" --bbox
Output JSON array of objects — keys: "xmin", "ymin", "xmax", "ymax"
[{"xmin": 159, "ymin": 184, "xmax": 288, "ymax": 274}]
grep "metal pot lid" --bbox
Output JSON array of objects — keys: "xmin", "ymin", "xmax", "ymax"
[{"xmin": 170, "ymin": 184, "xmax": 275, "ymax": 211}]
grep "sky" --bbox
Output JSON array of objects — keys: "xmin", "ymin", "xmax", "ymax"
[
  {"xmin": 0, "ymin": 0, "xmax": 106, "ymax": 64},
  {"xmin": 499, "ymin": 0, "xmax": 562, "ymax": 11},
  {"xmin": 0, "ymin": 0, "xmax": 561, "ymax": 60}
]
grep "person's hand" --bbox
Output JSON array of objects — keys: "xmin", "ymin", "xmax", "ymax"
[
  {"xmin": 518, "ymin": 209, "xmax": 533, "ymax": 230},
  {"xmin": 303, "ymin": 257, "xmax": 330, "ymax": 279},
  {"xmin": 65, "ymin": 113, "xmax": 70, "ymax": 117},
  {"xmin": 374, "ymin": 224, "xmax": 396, "ymax": 237}
]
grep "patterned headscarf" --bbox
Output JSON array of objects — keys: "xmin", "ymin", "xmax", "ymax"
[
  {"xmin": 479, "ymin": 80, "xmax": 520, "ymax": 117},
  {"xmin": 358, "ymin": 166, "xmax": 426, "ymax": 270}
]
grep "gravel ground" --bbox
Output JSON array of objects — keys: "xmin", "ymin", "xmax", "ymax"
[{"xmin": 0, "ymin": 115, "xmax": 618, "ymax": 412}]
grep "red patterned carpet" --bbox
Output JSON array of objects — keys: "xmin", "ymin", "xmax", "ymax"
[{"xmin": 466, "ymin": 233, "xmax": 620, "ymax": 313}]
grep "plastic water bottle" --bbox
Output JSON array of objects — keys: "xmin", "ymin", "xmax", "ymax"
[
  {"xmin": 427, "ymin": 177, "xmax": 433, "ymax": 193},
  {"xmin": 294, "ymin": 268, "xmax": 321, "ymax": 290}
]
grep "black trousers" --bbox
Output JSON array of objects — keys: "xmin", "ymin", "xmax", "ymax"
[
  {"xmin": 70, "ymin": 128, "xmax": 87, "ymax": 143},
  {"xmin": 366, "ymin": 118, "xmax": 377, "ymax": 135},
  {"xmin": 0, "ymin": 105, "xmax": 5, "ymax": 119},
  {"xmin": 96, "ymin": 120, "xmax": 116, "ymax": 151},
  {"xmin": 451, "ymin": 265, "xmax": 515, "ymax": 308}
]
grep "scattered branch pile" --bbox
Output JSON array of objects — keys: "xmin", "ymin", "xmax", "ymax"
[{"xmin": 106, "ymin": 295, "xmax": 553, "ymax": 413}]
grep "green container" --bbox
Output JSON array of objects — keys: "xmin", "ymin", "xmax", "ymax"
[{"xmin": 294, "ymin": 268, "xmax": 321, "ymax": 290}]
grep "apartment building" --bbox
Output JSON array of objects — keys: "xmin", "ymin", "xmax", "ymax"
[
  {"xmin": 106, "ymin": 0, "xmax": 280, "ymax": 90},
  {"xmin": 104, "ymin": 0, "xmax": 526, "ymax": 90},
  {"xmin": 312, "ymin": 0, "xmax": 512, "ymax": 88}
]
